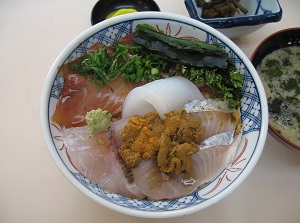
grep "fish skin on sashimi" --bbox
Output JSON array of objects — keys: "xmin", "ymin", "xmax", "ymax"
[
  {"xmin": 183, "ymin": 99, "xmax": 241, "ymax": 141},
  {"xmin": 51, "ymin": 74, "xmax": 140, "ymax": 128},
  {"xmin": 62, "ymin": 126, "xmax": 146, "ymax": 199},
  {"xmin": 190, "ymin": 110, "xmax": 241, "ymax": 141}
]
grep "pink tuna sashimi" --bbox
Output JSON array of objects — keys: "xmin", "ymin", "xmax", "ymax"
[
  {"xmin": 62, "ymin": 126, "xmax": 145, "ymax": 199},
  {"xmin": 131, "ymin": 130, "xmax": 242, "ymax": 200},
  {"xmin": 51, "ymin": 74, "xmax": 141, "ymax": 128}
]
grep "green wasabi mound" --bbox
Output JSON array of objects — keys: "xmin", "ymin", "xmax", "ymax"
[{"xmin": 85, "ymin": 108, "xmax": 112, "ymax": 138}]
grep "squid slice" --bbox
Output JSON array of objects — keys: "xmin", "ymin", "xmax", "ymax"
[{"xmin": 121, "ymin": 76, "xmax": 205, "ymax": 119}]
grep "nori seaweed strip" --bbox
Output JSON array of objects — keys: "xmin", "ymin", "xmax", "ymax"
[{"xmin": 133, "ymin": 24, "xmax": 229, "ymax": 69}]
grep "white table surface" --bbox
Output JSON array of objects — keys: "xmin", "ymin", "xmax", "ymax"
[{"xmin": 1, "ymin": 0, "xmax": 299, "ymax": 222}]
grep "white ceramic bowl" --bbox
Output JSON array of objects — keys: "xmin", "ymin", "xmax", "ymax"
[
  {"xmin": 41, "ymin": 12, "xmax": 268, "ymax": 218},
  {"xmin": 185, "ymin": 0, "xmax": 282, "ymax": 39}
]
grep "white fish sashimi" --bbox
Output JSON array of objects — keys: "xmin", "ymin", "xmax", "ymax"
[
  {"xmin": 184, "ymin": 99, "xmax": 241, "ymax": 141},
  {"xmin": 62, "ymin": 126, "xmax": 145, "ymax": 199},
  {"xmin": 189, "ymin": 129, "xmax": 242, "ymax": 189},
  {"xmin": 131, "ymin": 129, "xmax": 243, "ymax": 200},
  {"xmin": 122, "ymin": 76, "xmax": 205, "ymax": 119},
  {"xmin": 110, "ymin": 117, "xmax": 130, "ymax": 149},
  {"xmin": 190, "ymin": 110, "xmax": 241, "ymax": 141},
  {"xmin": 62, "ymin": 96, "xmax": 242, "ymax": 200},
  {"xmin": 131, "ymin": 159, "xmax": 191, "ymax": 200}
]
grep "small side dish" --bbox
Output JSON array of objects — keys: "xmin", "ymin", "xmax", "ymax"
[
  {"xmin": 91, "ymin": 0, "xmax": 160, "ymax": 25},
  {"xmin": 185, "ymin": 0, "xmax": 282, "ymax": 39}
]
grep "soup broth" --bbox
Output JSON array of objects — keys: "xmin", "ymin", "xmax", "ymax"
[{"xmin": 257, "ymin": 46, "xmax": 300, "ymax": 147}]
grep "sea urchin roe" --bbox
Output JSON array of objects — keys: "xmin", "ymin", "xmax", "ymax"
[
  {"xmin": 157, "ymin": 109, "xmax": 201, "ymax": 175},
  {"xmin": 119, "ymin": 112, "xmax": 164, "ymax": 168},
  {"xmin": 256, "ymin": 46, "xmax": 300, "ymax": 146},
  {"xmin": 119, "ymin": 109, "xmax": 202, "ymax": 175}
]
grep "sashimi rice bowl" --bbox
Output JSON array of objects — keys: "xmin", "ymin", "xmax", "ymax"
[{"xmin": 41, "ymin": 12, "xmax": 268, "ymax": 218}]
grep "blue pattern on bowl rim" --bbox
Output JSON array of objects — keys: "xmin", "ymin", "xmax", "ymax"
[
  {"xmin": 184, "ymin": 0, "xmax": 282, "ymax": 29},
  {"xmin": 43, "ymin": 13, "xmax": 268, "ymax": 217}
]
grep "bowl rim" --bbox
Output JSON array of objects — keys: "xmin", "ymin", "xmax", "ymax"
[
  {"xmin": 41, "ymin": 11, "xmax": 268, "ymax": 218},
  {"xmin": 184, "ymin": 0, "xmax": 282, "ymax": 29},
  {"xmin": 250, "ymin": 27, "xmax": 300, "ymax": 152}
]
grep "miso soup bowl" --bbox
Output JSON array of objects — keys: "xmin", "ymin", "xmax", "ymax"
[
  {"xmin": 41, "ymin": 12, "xmax": 268, "ymax": 218},
  {"xmin": 251, "ymin": 28, "xmax": 300, "ymax": 152}
]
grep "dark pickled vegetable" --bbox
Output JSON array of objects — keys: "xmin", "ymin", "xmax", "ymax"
[{"xmin": 196, "ymin": 0, "xmax": 248, "ymax": 18}]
